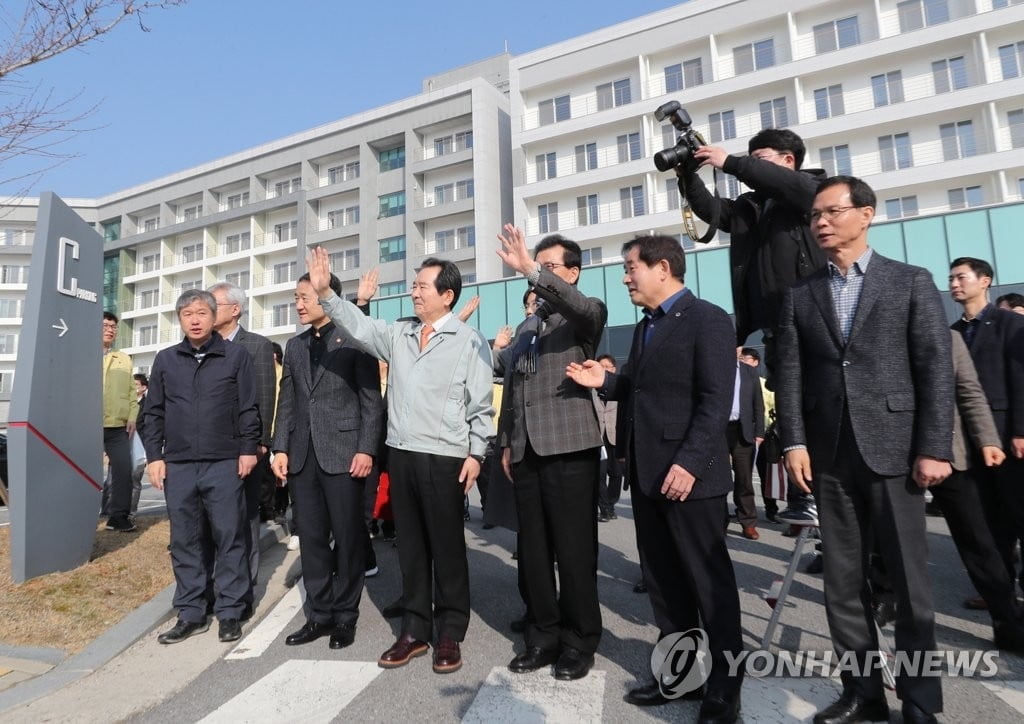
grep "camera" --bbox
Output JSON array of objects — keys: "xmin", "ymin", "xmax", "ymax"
[{"xmin": 653, "ymin": 101, "xmax": 707, "ymax": 174}]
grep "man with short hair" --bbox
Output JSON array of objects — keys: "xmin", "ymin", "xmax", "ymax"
[
  {"xmin": 727, "ymin": 347, "xmax": 765, "ymax": 539},
  {"xmin": 950, "ymin": 258, "xmax": 1024, "ymax": 600},
  {"xmin": 208, "ymin": 281, "xmax": 277, "ymax": 604},
  {"xmin": 996, "ymin": 292, "xmax": 1024, "ymax": 315},
  {"xmin": 495, "ymin": 226, "xmax": 607, "ymax": 682},
  {"xmin": 271, "ymin": 271, "xmax": 383, "ymax": 650},
  {"xmin": 143, "ymin": 290, "xmax": 260, "ymax": 644},
  {"xmin": 594, "ymin": 354, "xmax": 622, "ymax": 522},
  {"xmin": 102, "ymin": 311, "xmax": 139, "ymax": 532},
  {"xmin": 777, "ymin": 176, "xmax": 953, "ymax": 724},
  {"xmin": 567, "ymin": 234, "xmax": 743, "ymax": 722},
  {"xmin": 307, "ymin": 248, "xmax": 493, "ymax": 675}
]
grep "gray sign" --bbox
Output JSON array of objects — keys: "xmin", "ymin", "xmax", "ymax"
[{"xmin": 8, "ymin": 192, "xmax": 103, "ymax": 582}]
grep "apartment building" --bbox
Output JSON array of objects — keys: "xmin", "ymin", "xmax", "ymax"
[{"xmin": 509, "ymin": 0, "xmax": 1024, "ymax": 259}]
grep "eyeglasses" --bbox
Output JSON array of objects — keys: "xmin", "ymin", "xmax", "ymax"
[
  {"xmin": 540, "ymin": 262, "xmax": 566, "ymax": 271},
  {"xmin": 806, "ymin": 206, "xmax": 860, "ymax": 223},
  {"xmin": 751, "ymin": 151, "xmax": 784, "ymax": 162},
  {"xmin": 216, "ymin": 302, "xmax": 235, "ymax": 307},
  {"xmin": 102, "ymin": 322, "xmax": 118, "ymax": 330}
]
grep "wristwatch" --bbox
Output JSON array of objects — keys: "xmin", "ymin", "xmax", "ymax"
[{"xmin": 470, "ymin": 454, "xmax": 485, "ymax": 464}]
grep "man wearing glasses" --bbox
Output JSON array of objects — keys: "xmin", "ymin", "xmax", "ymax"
[
  {"xmin": 102, "ymin": 311, "xmax": 139, "ymax": 532},
  {"xmin": 682, "ymin": 128, "xmax": 828, "ymax": 528}
]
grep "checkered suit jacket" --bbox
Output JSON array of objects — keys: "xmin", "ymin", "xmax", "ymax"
[{"xmin": 232, "ymin": 327, "xmax": 277, "ymax": 447}]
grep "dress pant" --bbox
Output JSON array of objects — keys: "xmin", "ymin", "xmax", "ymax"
[
  {"xmin": 291, "ymin": 445, "xmax": 367, "ymax": 626},
  {"xmin": 102, "ymin": 426, "xmax": 133, "ymax": 518},
  {"xmin": 815, "ymin": 412, "xmax": 941, "ymax": 714},
  {"xmin": 727, "ymin": 421, "xmax": 756, "ymax": 527},
  {"xmin": 387, "ymin": 447, "xmax": 470, "ymax": 642},
  {"xmin": 512, "ymin": 441, "xmax": 602, "ymax": 654},
  {"xmin": 165, "ymin": 459, "xmax": 247, "ymax": 623},
  {"xmin": 631, "ymin": 480, "xmax": 744, "ymax": 697},
  {"xmin": 243, "ymin": 453, "xmax": 273, "ymax": 589},
  {"xmin": 974, "ymin": 458, "xmax": 1024, "ymax": 593},
  {"xmin": 597, "ymin": 440, "xmax": 623, "ymax": 515}
]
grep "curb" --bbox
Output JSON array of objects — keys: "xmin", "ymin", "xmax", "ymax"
[{"xmin": 0, "ymin": 523, "xmax": 287, "ymax": 715}]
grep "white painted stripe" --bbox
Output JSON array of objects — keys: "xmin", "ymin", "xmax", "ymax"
[
  {"xmin": 982, "ymin": 680, "xmax": 1024, "ymax": 715},
  {"xmin": 462, "ymin": 667, "xmax": 606, "ymax": 723},
  {"xmin": 198, "ymin": 660, "xmax": 380, "ymax": 724},
  {"xmin": 737, "ymin": 676, "xmax": 842, "ymax": 723},
  {"xmin": 225, "ymin": 581, "xmax": 305, "ymax": 660}
]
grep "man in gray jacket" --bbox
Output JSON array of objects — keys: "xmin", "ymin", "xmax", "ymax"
[{"xmin": 307, "ymin": 247, "xmax": 493, "ymax": 676}]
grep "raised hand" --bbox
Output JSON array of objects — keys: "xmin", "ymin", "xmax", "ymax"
[
  {"xmin": 356, "ymin": 267, "xmax": 380, "ymax": 306},
  {"xmin": 565, "ymin": 360, "xmax": 607, "ymax": 388},
  {"xmin": 457, "ymin": 295, "xmax": 480, "ymax": 323},
  {"xmin": 496, "ymin": 223, "xmax": 535, "ymax": 276},
  {"xmin": 306, "ymin": 246, "xmax": 333, "ymax": 298}
]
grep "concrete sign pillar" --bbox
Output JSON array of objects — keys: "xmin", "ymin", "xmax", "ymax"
[{"xmin": 8, "ymin": 192, "xmax": 103, "ymax": 583}]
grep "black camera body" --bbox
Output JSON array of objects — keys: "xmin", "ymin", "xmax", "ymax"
[{"xmin": 653, "ymin": 101, "xmax": 707, "ymax": 174}]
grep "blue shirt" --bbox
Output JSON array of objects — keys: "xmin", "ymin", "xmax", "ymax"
[
  {"xmin": 827, "ymin": 247, "xmax": 873, "ymax": 342},
  {"xmin": 643, "ymin": 288, "xmax": 689, "ymax": 350}
]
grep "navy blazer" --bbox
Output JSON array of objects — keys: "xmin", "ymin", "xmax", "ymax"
[
  {"xmin": 602, "ymin": 290, "xmax": 735, "ymax": 500},
  {"xmin": 734, "ymin": 362, "xmax": 765, "ymax": 445}
]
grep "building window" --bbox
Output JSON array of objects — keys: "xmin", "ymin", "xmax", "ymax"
[
  {"xmin": 378, "ymin": 235, "xmax": 406, "ymax": 263},
  {"xmin": 434, "ymin": 136, "xmax": 453, "ymax": 156},
  {"xmin": 666, "ymin": 179, "xmax": 681, "ymax": 210},
  {"xmin": 137, "ymin": 325, "xmax": 157, "ymax": 347},
  {"xmin": 897, "ymin": 0, "xmax": 949, "ymax": 32},
  {"xmin": 102, "ymin": 220, "xmax": 121, "ymax": 242},
  {"xmin": 734, "ymin": 38, "xmax": 775, "ymax": 74},
  {"xmin": 181, "ymin": 243, "xmax": 203, "ymax": 263},
  {"xmin": 457, "ymin": 226, "xmax": 475, "ymax": 248},
  {"xmin": 538, "ymin": 202, "xmax": 559, "ymax": 234},
  {"xmin": 141, "ymin": 253, "xmax": 160, "ymax": 273},
  {"xmin": 456, "ymin": 179, "xmax": 474, "ymax": 200},
  {"xmin": 327, "ymin": 162, "xmax": 359, "ymax": 184},
  {"xmin": 620, "ymin": 186, "xmax": 645, "ymax": 219},
  {"xmin": 378, "ymin": 281, "xmax": 405, "ymax": 297},
  {"xmin": 616, "ymin": 133, "xmax": 642, "ymax": 164},
  {"xmin": 433, "ymin": 229, "xmax": 455, "ymax": 252},
  {"xmin": 581, "ymin": 247, "xmax": 603, "ymax": 266},
  {"xmin": 884, "ymin": 196, "xmax": 919, "ymax": 219},
  {"xmin": 378, "ymin": 191, "xmax": 406, "ymax": 218},
  {"xmin": 139, "ymin": 289, "xmax": 158, "ymax": 308},
  {"xmin": 226, "ymin": 191, "xmax": 250, "ymax": 209},
  {"xmin": 813, "ymin": 16, "xmax": 860, "ymax": 53},
  {"xmin": 932, "ymin": 56, "xmax": 968, "ymax": 94},
  {"xmin": 272, "ymin": 303, "xmax": 293, "ymax": 327},
  {"xmin": 1009, "ymin": 109, "xmax": 1024, "ymax": 149},
  {"xmin": 820, "ymin": 145, "xmax": 852, "ymax": 176},
  {"xmin": 709, "ymin": 110, "xmax": 737, "ymax": 142},
  {"xmin": 180, "ymin": 280, "xmax": 202, "ymax": 293},
  {"xmin": 225, "ymin": 232, "xmax": 251, "ymax": 253},
  {"xmin": 813, "ymin": 85, "xmax": 845, "ymax": 120},
  {"xmin": 536, "ymin": 152, "xmax": 557, "ymax": 181},
  {"xmin": 759, "ymin": 97, "xmax": 788, "ymax": 129},
  {"xmin": 329, "ymin": 248, "xmax": 360, "ymax": 272},
  {"xmin": 994, "ymin": 0, "xmax": 1024, "ymax": 7},
  {"xmin": 378, "ymin": 146, "xmax": 406, "ymax": 172},
  {"xmin": 999, "ymin": 42, "xmax": 1024, "ymax": 80},
  {"xmin": 715, "ymin": 173, "xmax": 741, "ymax": 200},
  {"xmin": 597, "ymin": 78, "xmax": 632, "ymax": 111},
  {"xmin": 225, "ymin": 270, "xmax": 250, "ymax": 289},
  {"xmin": 455, "ymin": 130, "xmax": 473, "ymax": 151},
  {"xmin": 0, "ymin": 299, "xmax": 23, "ymax": 317},
  {"xmin": 665, "ymin": 58, "xmax": 703, "ymax": 92},
  {"xmin": 180, "ymin": 203, "xmax": 202, "ymax": 222},
  {"xmin": 273, "ymin": 178, "xmax": 301, "ymax": 197},
  {"xmin": 272, "ymin": 261, "xmax": 297, "ymax": 285},
  {"xmin": 142, "ymin": 217, "xmax": 159, "ymax": 233},
  {"xmin": 576, "ymin": 194, "xmax": 599, "ymax": 226},
  {"xmin": 940, "ymin": 121, "xmax": 976, "ymax": 160},
  {"xmin": 539, "ymin": 95, "xmax": 571, "ymax": 125},
  {"xmin": 878, "ymin": 133, "xmax": 913, "ymax": 171},
  {"xmin": 274, "ymin": 220, "xmax": 298, "ymax": 242},
  {"xmin": 948, "ymin": 186, "xmax": 983, "ymax": 209},
  {"xmin": 871, "ymin": 71, "xmax": 904, "ymax": 107},
  {"xmin": 328, "ymin": 206, "xmax": 359, "ymax": 228},
  {"xmin": 0, "ymin": 265, "xmax": 29, "ymax": 284},
  {"xmin": 574, "ymin": 142, "xmax": 598, "ymax": 172},
  {"xmin": 433, "ymin": 183, "xmax": 454, "ymax": 205}
]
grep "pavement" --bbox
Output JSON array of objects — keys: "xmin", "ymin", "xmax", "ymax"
[{"xmin": 2, "ymin": 488, "xmax": 1024, "ymax": 722}]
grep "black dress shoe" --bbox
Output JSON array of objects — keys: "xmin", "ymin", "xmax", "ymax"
[
  {"xmin": 381, "ymin": 600, "xmax": 404, "ymax": 619},
  {"xmin": 285, "ymin": 620, "xmax": 335, "ymax": 646},
  {"xmin": 633, "ymin": 580, "xmax": 648, "ymax": 594},
  {"xmin": 157, "ymin": 618, "xmax": 209, "ymax": 644},
  {"xmin": 218, "ymin": 618, "xmax": 242, "ymax": 642},
  {"xmin": 553, "ymin": 647, "xmax": 594, "ymax": 680},
  {"xmin": 994, "ymin": 620, "xmax": 1024, "ymax": 653},
  {"xmin": 901, "ymin": 701, "xmax": 937, "ymax": 724},
  {"xmin": 329, "ymin": 623, "xmax": 356, "ymax": 649},
  {"xmin": 508, "ymin": 646, "xmax": 559, "ymax": 673},
  {"xmin": 813, "ymin": 690, "xmax": 888, "ymax": 724},
  {"xmin": 625, "ymin": 678, "xmax": 703, "ymax": 706},
  {"xmin": 698, "ymin": 692, "xmax": 740, "ymax": 724}
]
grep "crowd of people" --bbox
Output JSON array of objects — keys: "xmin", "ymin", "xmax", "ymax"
[{"xmin": 97, "ymin": 124, "xmax": 1024, "ymax": 724}]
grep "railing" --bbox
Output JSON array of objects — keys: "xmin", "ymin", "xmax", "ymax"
[
  {"xmin": 523, "ymin": 190, "xmax": 684, "ymax": 236},
  {"xmin": 419, "ymin": 137, "xmax": 474, "ymax": 162}
]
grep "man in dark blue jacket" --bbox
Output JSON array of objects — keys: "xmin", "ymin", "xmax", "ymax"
[{"xmin": 142, "ymin": 289, "xmax": 260, "ymax": 645}]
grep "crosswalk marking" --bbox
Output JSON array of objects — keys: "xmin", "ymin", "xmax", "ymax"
[
  {"xmin": 982, "ymin": 680, "xmax": 1024, "ymax": 714},
  {"xmin": 198, "ymin": 660, "xmax": 381, "ymax": 724},
  {"xmin": 225, "ymin": 582, "xmax": 305, "ymax": 660},
  {"xmin": 462, "ymin": 667, "xmax": 606, "ymax": 723}
]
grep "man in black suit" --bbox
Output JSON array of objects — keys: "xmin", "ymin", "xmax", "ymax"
[
  {"xmin": 567, "ymin": 235, "xmax": 743, "ymax": 724},
  {"xmin": 777, "ymin": 176, "xmax": 954, "ymax": 724},
  {"xmin": 728, "ymin": 353, "xmax": 765, "ymax": 539},
  {"xmin": 209, "ymin": 282, "xmax": 278, "ymax": 599},
  {"xmin": 950, "ymin": 257, "xmax": 1024, "ymax": 598},
  {"xmin": 271, "ymin": 272, "xmax": 383, "ymax": 649}
]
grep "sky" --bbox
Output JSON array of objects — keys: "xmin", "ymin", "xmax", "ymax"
[{"xmin": 0, "ymin": 0, "xmax": 684, "ymax": 198}]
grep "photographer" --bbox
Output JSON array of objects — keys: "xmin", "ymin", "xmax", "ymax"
[{"xmin": 681, "ymin": 129, "xmax": 827, "ymax": 387}]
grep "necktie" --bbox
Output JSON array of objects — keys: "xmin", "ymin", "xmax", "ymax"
[{"xmin": 419, "ymin": 324, "xmax": 434, "ymax": 351}]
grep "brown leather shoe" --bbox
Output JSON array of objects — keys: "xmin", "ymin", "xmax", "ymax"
[
  {"xmin": 378, "ymin": 632, "xmax": 428, "ymax": 669},
  {"xmin": 964, "ymin": 595, "xmax": 988, "ymax": 610},
  {"xmin": 742, "ymin": 526, "xmax": 760, "ymax": 540},
  {"xmin": 433, "ymin": 635, "xmax": 462, "ymax": 674}
]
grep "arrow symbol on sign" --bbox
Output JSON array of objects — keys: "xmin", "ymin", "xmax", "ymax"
[{"xmin": 52, "ymin": 318, "xmax": 68, "ymax": 337}]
